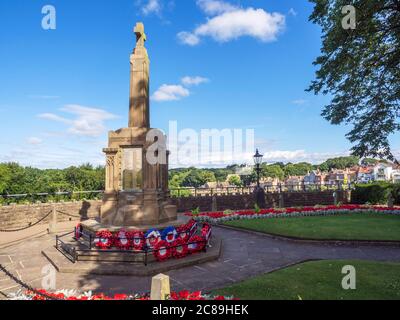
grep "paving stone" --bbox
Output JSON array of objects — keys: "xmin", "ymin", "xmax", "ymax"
[{"xmin": 1, "ymin": 226, "xmax": 400, "ymax": 295}]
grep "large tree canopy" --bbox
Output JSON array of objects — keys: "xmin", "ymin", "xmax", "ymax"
[{"xmin": 308, "ymin": 0, "xmax": 400, "ymax": 161}]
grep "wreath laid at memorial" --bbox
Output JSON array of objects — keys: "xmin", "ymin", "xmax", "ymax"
[
  {"xmin": 78, "ymin": 219, "xmax": 211, "ymax": 262},
  {"xmin": 186, "ymin": 204, "xmax": 400, "ymax": 224}
]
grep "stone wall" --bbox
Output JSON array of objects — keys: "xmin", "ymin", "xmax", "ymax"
[
  {"xmin": 0, "ymin": 200, "xmax": 101, "ymax": 230},
  {"xmin": 171, "ymin": 190, "xmax": 349, "ymax": 212},
  {"xmin": 0, "ymin": 191, "xmax": 349, "ymax": 229}
]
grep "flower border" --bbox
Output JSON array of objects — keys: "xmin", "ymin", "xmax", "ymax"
[{"xmin": 187, "ymin": 205, "xmax": 400, "ymax": 224}]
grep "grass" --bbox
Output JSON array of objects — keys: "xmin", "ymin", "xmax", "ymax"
[
  {"xmin": 224, "ymin": 212, "xmax": 400, "ymax": 241},
  {"xmin": 213, "ymin": 260, "xmax": 400, "ymax": 300}
]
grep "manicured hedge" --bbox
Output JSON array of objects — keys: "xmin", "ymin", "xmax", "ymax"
[{"xmin": 351, "ymin": 182, "xmax": 400, "ymax": 205}]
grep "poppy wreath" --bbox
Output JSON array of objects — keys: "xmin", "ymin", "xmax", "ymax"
[
  {"xmin": 177, "ymin": 225, "xmax": 190, "ymax": 242},
  {"xmin": 130, "ymin": 231, "xmax": 145, "ymax": 251},
  {"xmin": 201, "ymin": 223, "xmax": 212, "ymax": 241},
  {"xmin": 162, "ymin": 226, "xmax": 178, "ymax": 244},
  {"xmin": 153, "ymin": 240, "xmax": 171, "ymax": 262},
  {"xmin": 75, "ymin": 223, "xmax": 82, "ymax": 240},
  {"xmin": 114, "ymin": 229, "xmax": 131, "ymax": 250},
  {"xmin": 171, "ymin": 238, "xmax": 188, "ymax": 259},
  {"xmin": 94, "ymin": 230, "xmax": 113, "ymax": 249},
  {"xmin": 145, "ymin": 229, "xmax": 162, "ymax": 249},
  {"xmin": 186, "ymin": 220, "xmax": 198, "ymax": 237},
  {"xmin": 187, "ymin": 235, "xmax": 206, "ymax": 254}
]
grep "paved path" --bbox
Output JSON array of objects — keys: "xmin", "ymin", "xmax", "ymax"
[
  {"xmin": 0, "ymin": 221, "xmax": 78, "ymax": 249},
  {"xmin": 1, "ymin": 226, "xmax": 400, "ymax": 298}
]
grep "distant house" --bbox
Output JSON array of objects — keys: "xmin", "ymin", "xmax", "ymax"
[
  {"xmin": 260, "ymin": 177, "xmax": 280, "ymax": 191},
  {"xmin": 203, "ymin": 181, "xmax": 230, "ymax": 189},
  {"xmin": 284, "ymin": 176, "xmax": 303, "ymax": 191},
  {"xmin": 391, "ymin": 170, "xmax": 400, "ymax": 183},
  {"xmin": 303, "ymin": 170, "xmax": 326, "ymax": 185},
  {"xmin": 326, "ymin": 169, "xmax": 354, "ymax": 185},
  {"xmin": 373, "ymin": 163, "xmax": 393, "ymax": 181},
  {"xmin": 356, "ymin": 167, "xmax": 374, "ymax": 183}
]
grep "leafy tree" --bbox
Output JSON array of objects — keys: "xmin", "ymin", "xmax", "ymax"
[
  {"xmin": 361, "ymin": 158, "xmax": 380, "ymax": 166},
  {"xmin": 308, "ymin": 0, "xmax": 400, "ymax": 161},
  {"xmin": 228, "ymin": 175, "xmax": 242, "ymax": 187},
  {"xmin": 261, "ymin": 164, "xmax": 285, "ymax": 180},
  {"xmin": 284, "ymin": 162, "xmax": 313, "ymax": 177},
  {"xmin": 318, "ymin": 156, "xmax": 360, "ymax": 171},
  {"xmin": 0, "ymin": 164, "xmax": 11, "ymax": 194}
]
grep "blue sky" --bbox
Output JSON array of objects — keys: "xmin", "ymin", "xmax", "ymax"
[{"xmin": 0, "ymin": 0, "xmax": 398, "ymax": 168}]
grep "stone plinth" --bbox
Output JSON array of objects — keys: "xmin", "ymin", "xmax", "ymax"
[{"xmin": 100, "ymin": 126, "xmax": 177, "ymax": 228}]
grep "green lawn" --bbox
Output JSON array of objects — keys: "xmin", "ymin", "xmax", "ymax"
[
  {"xmin": 224, "ymin": 213, "xmax": 400, "ymax": 241},
  {"xmin": 213, "ymin": 260, "xmax": 400, "ymax": 300}
]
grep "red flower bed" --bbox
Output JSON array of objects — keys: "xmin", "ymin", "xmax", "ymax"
[
  {"xmin": 185, "ymin": 204, "xmax": 400, "ymax": 224},
  {"xmin": 17, "ymin": 289, "xmax": 235, "ymax": 301}
]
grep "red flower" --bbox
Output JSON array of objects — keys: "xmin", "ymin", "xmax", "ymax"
[
  {"xmin": 188, "ymin": 236, "xmax": 206, "ymax": 253},
  {"xmin": 114, "ymin": 229, "xmax": 131, "ymax": 250},
  {"xmin": 171, "ymin": 238, "xmax": 188, "ymax": 259},
  {"xmin": 94, "ymin": 231, "xmax": 113, "ymax": 250},
  {"xmin": 130, "ymin": 231, "xmax": 145, "ymax": 251},
  {"xmin": 113, "ymin": 294, "xmax": 128, "ymax": 300},
  {"xmin": 153, "ymin": 240, "xmax": 171, "ymax": 262},
  {"xmin": 75, "ymin": 223, "xmax": 82, "ymax": 240}
]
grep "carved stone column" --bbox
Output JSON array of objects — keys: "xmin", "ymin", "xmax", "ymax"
[{"xmin": 104, "ymin": 148, "xmax": 118, "ymax": 192}]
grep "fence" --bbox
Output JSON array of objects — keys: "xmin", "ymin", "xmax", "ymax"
[
  {"xmin": 170, "ymin": 183, "xmax": 354, "ymax": 197},
  {"xmin": 0, "ymin": 183, "xmax": 354, "ymax": 205},
  {"xmin": 0, "ymin": 190, "xmax": 104, "ymax": 205}
]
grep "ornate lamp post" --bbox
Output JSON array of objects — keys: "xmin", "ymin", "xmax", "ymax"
[
  {"xmin": 253, "ymin": 149, "xmax": 263, "ymax": 188},
  {"xmin": 253, "ymin": 149, "xmax": 266, "ymax": 208}
]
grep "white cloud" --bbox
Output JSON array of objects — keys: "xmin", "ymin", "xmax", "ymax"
[
  {"xmin": 38, "ymin": 105, "xmax": 117, "ymax": 137},
  {"xmin": 27, "ymin": 137, "xmax": 43, "ymax": 145},
  {"xmin": 178, "ymin": 1, "xmax": 285, "ymax": 45},
  {"xmin": 142, "ymin": 0, "xmax": 162, "ymax": 15},
  {"xmin": 28, "ymin": 95, "xmax": 60, "ymax": 100},
  {"xmin": 177, "ymin": 31, "xmax": 201, "ymax": 46},
  {"xmin": 292, "ymin": 99, "xmax": 308, "ymax": 105},
  {"xmin": 181, "ymin": 76, "xmax": 209, "ymax": 86},
  {"xmin": 197, "ymin": 0, "xmax": 236, "ymax": 15},
  {"xmin": 152, "ymin": 85, "xmax": 190, "ymax": 102}
]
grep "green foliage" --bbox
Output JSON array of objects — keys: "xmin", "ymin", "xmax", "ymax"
[
  {"xmin": 318, "ymin": 156, "xmax": 360, "ymax": 172},
  {"xmin": 254, "ymin": 203, "xmax": 261, "ymax": 214},
  {"xmin": 228, "ymin": 175, "xmax": 242, "ymax": 187},
  {"xmin": 308, "ymin": 0, "xmax": 400, "ymax": 160},
  {"xmin": 170, "ymin": 167, "xmax": 216, "ymax": 188},
  {"xmin": 0, "ymin": 162, "xmax": 105, "ymax": 204},
  {"xmin": 223, "ymin": 209, "xmax": 233, "ymax": 215},
  {"xmin": 351, "ymin": 182, "xmax": 394, "ymax": 204},
  {"xmin": 191, "ymin": 207, "xmax": 200, "ymax": 215},
  {"xmin": 391, "ymin": 184, "xmax": 400, "ymax": 204},
  {"xmin": 283, "ymin": 162, "xmax": 313, "ymax": 177},
  {"xmin": 260, "ymin": 164, "xmax": 285, "ymax": 180},
  {"xmin": 361, "ymin": 158, "xmax": 380, "ymax": 166}
]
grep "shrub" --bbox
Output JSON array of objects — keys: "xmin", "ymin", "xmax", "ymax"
[
  {"xmin": 351, "ymin": 182, "xmax": 393, "ymax": 204},
  {"xmin": 392, "ymin": 184, "xmax": 400, "ymax": 205}
]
